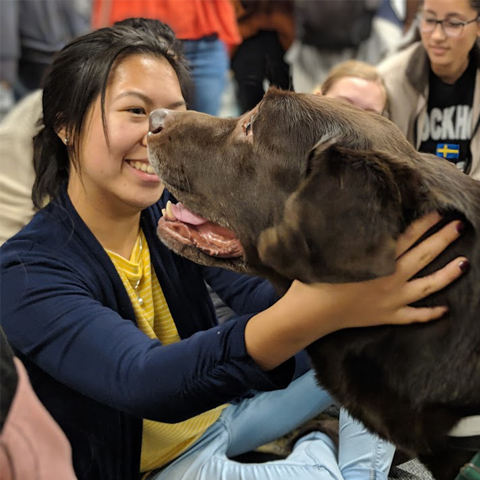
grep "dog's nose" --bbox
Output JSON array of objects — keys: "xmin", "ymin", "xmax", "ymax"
[{"xmin": 149, "ymin": 109, "xmax": 170, "ymax": 134}]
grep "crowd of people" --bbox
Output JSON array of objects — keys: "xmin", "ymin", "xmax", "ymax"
[{"xmin": 0, "ymin": 1, "xmax": 479, "ymax": 479}]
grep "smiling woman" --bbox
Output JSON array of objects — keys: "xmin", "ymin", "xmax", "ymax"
[
  {"xmin": 64, "ymin": 53, "xmax": 186, "ymax": 255},
  {"xmin": 378, "ymin": 0, "xmax": 480, "ymax": 179},
  {"xmin": 0, "ymin": 16, "xmax": 470, "ymax": 480}
]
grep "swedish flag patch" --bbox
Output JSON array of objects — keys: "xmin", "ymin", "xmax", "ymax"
[{"xmin": 436, "ymin": 143, "xmax": 460, "ymax": 159}]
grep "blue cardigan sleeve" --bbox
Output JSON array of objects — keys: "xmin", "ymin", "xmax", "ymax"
[
  {"xmin": 203, "ymin": 267, "xmax": 312, "ymax": 380},
  {"xmin": 202, "ymin": 267, "xmax": 280, "ymax": 314},
  {"xmin": 0, "ymin": 241, "xmax": 295, "ymax": 423}
]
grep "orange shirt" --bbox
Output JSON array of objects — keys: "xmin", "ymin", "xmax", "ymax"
[{"xmin": 92, "ymin": 0, "xmax": 241, "ymax": 49}]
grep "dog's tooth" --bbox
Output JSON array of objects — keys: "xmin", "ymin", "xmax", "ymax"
[
  {"xmin": 162, "ymin": 208, "xmax": 166, "ymax": 217},
  {"xmin": 166, "ymin": 200, "xmax": 176, "ymax": 220}
]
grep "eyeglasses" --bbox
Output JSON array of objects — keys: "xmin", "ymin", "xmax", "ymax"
[{"xmin": 419, "ymin": 14, "xmax": 480, "ymax": 38}]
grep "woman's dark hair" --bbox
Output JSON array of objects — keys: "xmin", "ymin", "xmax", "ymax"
[
  {"xmin": 32, "ymin": 17, "xmax": 191, "ymax": 209},
  {"xmin": 418, "ymin": 0, "xmax": 480, "ymax": 15},
  {"xmin": 467, "ymin": 0, "xmax": 480, "ymax": 13}
]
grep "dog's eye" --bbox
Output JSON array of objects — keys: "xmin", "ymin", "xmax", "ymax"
[{"xmin": 242, "ymin": 114, "xmax": 256, "ymax": 137}]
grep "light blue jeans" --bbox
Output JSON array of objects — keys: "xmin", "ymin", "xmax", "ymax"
[
  {"xmin": 182, "ymin": 36, "xmax": 229, "ymax": 116},
  {"xmin": 149, "ymin": 370, "xmax": 395, "ymax": 480}
]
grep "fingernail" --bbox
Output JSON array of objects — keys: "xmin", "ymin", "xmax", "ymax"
[
  {"xmin": 459, "ymin": 260, "xmax": 470, "ymax": 273},
  {"xmin": 456, "ymin": 222, "xmax": 465, "ymax": 234}
]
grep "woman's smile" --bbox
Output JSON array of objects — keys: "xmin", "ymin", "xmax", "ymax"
[
  {"xmin": 126, "ymin": 159, "xmax": 160, "ymax": 182},
  {"xmin": 429, "ymin": 44, "xmax": 449, "ymax": 55}
]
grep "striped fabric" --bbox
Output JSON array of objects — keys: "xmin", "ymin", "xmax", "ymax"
[{"xmin": 106, "ymin": 230, "xmax": 227, "ymax": 472}]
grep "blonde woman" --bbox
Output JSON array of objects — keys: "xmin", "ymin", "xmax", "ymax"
[{"xmin": 314, "ymin": 60, "xmax": 388, "ymax": 114}]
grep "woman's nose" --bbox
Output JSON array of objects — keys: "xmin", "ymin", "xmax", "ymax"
[
  {"xmin": 149, "ymin": 109, "xmax": 170, "ymax": 134},
  {"xmin": 431, "ymin": 22, "xmax": 447, "ymax": 39}
]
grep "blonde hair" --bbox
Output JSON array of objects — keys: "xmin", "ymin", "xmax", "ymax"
[
  {"xmin": 314, "ymin": 60, "xmax": 388, "ymax": 113},
  {"xmin": 320, "ymin": 60, "xmax": 385, "ymax": 95}
]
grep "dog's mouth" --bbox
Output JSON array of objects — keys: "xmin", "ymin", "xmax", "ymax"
[{"xmin": 157, "ymin": 201, "xmax": 245, "ymax": 258}]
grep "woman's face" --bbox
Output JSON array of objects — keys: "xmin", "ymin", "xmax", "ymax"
[
  {"xmin": 324, "ymin": 76, "xmax": 387, "ymax": 114},
  {"xmin": 421, "ymin": 0, "xmax": 480, "ymax": 82},
  {"xmin": 69, "ymin": 54, "xmax": 186, "ymax": 216}
]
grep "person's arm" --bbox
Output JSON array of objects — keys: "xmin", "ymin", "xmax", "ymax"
[
  {"xmin": 202, "ymin": 267, "xmax": 310, "ymax": 379},
  {"xmin": 0, "ymin": 213, "xmax": 465, "ymax": 422},
  {"xmin": 202, "ymin": 267, "xmax": 279, "ymax": 314},
  {"xmin": 0, "ymin": 245, "xmax": 290, "ymax": 424},
  {"xmin": 245, "ymin": 213, "xmax": 467, "ymax": 370}
]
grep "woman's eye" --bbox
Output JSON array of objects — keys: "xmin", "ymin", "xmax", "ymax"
[
  {"xmin": 127, "ymin": 107, "xmax": 146, "ymax": 115},
  {"xmin": 446, "ymin": 21, "xmax": 462, "ymax": 29}
]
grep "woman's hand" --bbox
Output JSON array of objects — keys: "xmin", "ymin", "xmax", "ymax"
[
  {"xmin": 298, "ymin": 211, "xmax": 467, "ymax": 331},
  {"xmin": 245, "ymin": 212, "xmax": 468, "ymax": 370}
]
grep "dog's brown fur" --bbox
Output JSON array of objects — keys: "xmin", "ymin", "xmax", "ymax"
[{"xmin": 148, "ymin": 89, "xmax": 480, "ymax": 479}]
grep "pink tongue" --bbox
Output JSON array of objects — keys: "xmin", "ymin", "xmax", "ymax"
[{"xmin": 170, "ymin": 202, "xmax": 207, "ymax": 225}]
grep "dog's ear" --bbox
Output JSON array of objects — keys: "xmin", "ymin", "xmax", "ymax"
[{"xmin": 258, "ymin": 142, "xmax": 410, "ymax": 283}]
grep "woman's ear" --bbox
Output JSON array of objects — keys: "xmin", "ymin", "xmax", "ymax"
[{"xmin": 56, "ymin": 128, "xmax": 69, "ymax": 146}]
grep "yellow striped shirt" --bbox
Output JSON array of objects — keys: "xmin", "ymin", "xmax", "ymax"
[{"xmin": 106, "ymin": 230, "xmax": 227, "ymax": 472}]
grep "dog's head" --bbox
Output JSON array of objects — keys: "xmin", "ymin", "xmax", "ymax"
[{"xmin": 147, "ymin": 88, "xmax": 473, "ymax": 284}]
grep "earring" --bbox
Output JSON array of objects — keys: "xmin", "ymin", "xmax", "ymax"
[{"xmin": 64, "ymin": 138, "xmax": 69, "ymax": 145}]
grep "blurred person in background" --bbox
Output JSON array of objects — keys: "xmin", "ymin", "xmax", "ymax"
[
  {"xmin": 230, "ymin": 0, "xmax": 295, "ymax": 113},
  {"xmin": 0, "ymin": 89, "xmax": 42, "ymax": 245},
  {"xmin": 0, "ymin": 327, "xmax": 78, "ymax": 480},
  {"xmin": 378, "ymin": 0, "xmax": 480, "ymax": 180},
  {"xmin": 92, "ymin": 0, "xmax": 240, "ymax": 115},
  {"xmin": 286, "ymin": 0, "xmax": 407, "ymax": 93},
  {"xmin": 314, "ymin": 59, "xmax": 388, "ymax": 114},
  {"xmin": 0, "ymin": 0, "xmax": 91, "ymax": 121}
]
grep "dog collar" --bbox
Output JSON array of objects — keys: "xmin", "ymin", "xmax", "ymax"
[
  {"xmin": 449, "ymin": 416, "xmax": 480, "ymax": 437},
  {"xmin": 449, "ymin": 415, "xmax": 480, "ymax": 452}
]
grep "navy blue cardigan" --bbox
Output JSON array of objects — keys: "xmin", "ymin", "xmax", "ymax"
[{"xmin": 0, "ymin": 188, "xmax": 297, "ymax": 480}]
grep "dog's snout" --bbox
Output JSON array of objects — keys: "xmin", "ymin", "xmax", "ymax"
[{"xmin": 149, "ymin": 108, "xmax": 170, "ymax": 134}]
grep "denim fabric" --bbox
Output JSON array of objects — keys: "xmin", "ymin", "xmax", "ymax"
[
  {"xmin": 339, "ymin": 408, "xmax": 395, "ymax": 480},
  {"xmin": 182, "ymin": 37, "xmax": 229, "ymax": 116},
  {"xmin": 150, "ymin": 370, "xmax": 395, "ymax": 480}
]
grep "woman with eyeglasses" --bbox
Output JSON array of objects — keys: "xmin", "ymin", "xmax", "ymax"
[{"xmin": 378, "ymin": 0, "xmax": 480, "ymax": 180}]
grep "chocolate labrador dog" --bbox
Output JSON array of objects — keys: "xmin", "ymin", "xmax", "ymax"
[{"xmin": 147, "ymin": 88, "xmax": 480, "ymax": 479}]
